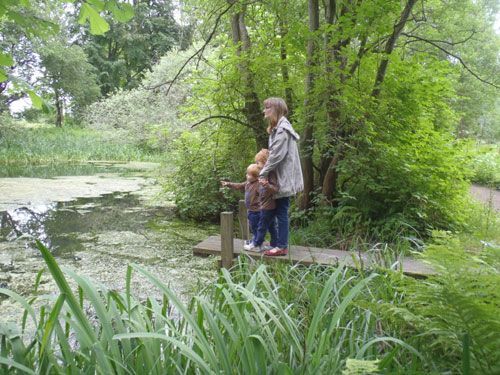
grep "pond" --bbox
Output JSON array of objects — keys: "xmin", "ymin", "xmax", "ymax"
[{"xmin": 0, "ymin": 162, "xmax": 218, "ymax": 323}]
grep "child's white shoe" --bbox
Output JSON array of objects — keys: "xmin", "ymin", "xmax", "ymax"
[{"xmin": 243, "ymin": 242, "xmax": 263, "ymax": 252}]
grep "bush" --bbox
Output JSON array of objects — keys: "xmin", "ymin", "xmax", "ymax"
[
  {"xmin": 84, "ymin": 49, "xmax": 197, "ymax": 152},
  {"xmin": 167, "ymin": 124, "xmax": 255, "ymax": 220},
  {"xmin": 467, "ymin": 144, "xmax": 500, "ymax": 187}
]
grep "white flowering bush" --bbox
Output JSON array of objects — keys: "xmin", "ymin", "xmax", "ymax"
[{"xmin": 83, "ymin": 48, "xmax": 199, "ymax": 151}]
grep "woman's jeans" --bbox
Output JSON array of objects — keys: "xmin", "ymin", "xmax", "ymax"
[{"xmin": 275, "ymin": 196, "xmax": 290, "ymax": 249}]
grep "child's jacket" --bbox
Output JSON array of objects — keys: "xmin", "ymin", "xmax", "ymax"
[
  {"xmin": 225, "ymin": 180, "xmax": 260, "ymax": 212},
  {"xmin": 259, "ymin": 171, "xmax": 279, "ymax": 210}
]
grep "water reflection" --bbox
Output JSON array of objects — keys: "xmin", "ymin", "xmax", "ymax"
[
  {"xmin": 1, "ymin": 205, "xmax": 55, "ymax": 246},
  {"xmin": 0, "ymin": 193, "xmax": 173, "ymax": 257}
]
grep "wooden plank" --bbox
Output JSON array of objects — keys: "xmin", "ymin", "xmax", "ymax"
[{"xmin": 193, "ymin": 236, "xmax": 434, "ymax": 277}]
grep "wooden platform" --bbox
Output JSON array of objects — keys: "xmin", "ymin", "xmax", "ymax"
[{"xmin": 193, "ymin": 236, "xmax": 434, "ymax": 278}]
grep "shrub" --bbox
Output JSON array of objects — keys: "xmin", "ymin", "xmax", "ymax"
[
  {"xmin": 167, "ymin": 124, "xmax": 255, "ymax": 220},
  {"xmin": 384, "ymin": 233, "xmax": 500, "ymax": 374},
  {"xmin": 467, "ymin": 144, "xmax": 500, "ymax": 187},
  {"xmin": 84, "ymin": 49, "xmax": 197, "ymax": 152}
]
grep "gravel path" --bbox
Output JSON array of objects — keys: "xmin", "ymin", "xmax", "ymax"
[{"xmin": 470, "ymin": 184, "xmax": 499, "ymax": 211}]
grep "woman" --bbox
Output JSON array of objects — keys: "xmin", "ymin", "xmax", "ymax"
[{"xmin": 259, "ymin": 97, "xmax": 303, "ymax": 256}]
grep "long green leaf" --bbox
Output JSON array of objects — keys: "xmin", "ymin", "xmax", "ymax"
[
  {"xmin": 356, "ymin": 336, "xmax": 424, "ymax": 361},
  {"xmin": 40, "ymin": 293, "xmax": 66, "ymax": 357},
  {"xmin": 0, "ymin": 288, "xmax": 37, "ymax": 325},
  {"xmin": 114, "ymin": 333, "xmax": 215, "ymax": 374},
  {"xmin": 64, "ymin": 268, "xmax": 124, "ymax": 374},
  {"xmin": 0, "ymin": 357, "xmax": 35, "ymax": 374},
  {"xmin": 36, "ymin": 240, "xmax": 114, "ymax": 374},
  {"xmin": 130, "ymin": 263, "xmax": 219, "ymax": 369}
]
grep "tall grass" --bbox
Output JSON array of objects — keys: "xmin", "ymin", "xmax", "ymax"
[
  {"xmin": 0, "ymin": 124, "xmax": 159, "ymax": 164},
  {"xmin": 0, "ymin": 242, "xmax": 427, "ymax": 374},
  {"xmin": 2, "ymin": 233, "xmax": 498, "ymax": 373}
]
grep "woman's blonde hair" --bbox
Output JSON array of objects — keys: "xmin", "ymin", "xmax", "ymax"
[
  {"xmin": 255, "ymin": 148, "xmax": 269, "ymax": 165},
  {"xmin": 263, "ymin": 97, "xmax": 288, "ymax": 134}
]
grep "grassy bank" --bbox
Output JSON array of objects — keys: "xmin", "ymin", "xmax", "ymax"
[{"xmin": 0, "ymin": 122, "xmax": 161, "ymax": 164}]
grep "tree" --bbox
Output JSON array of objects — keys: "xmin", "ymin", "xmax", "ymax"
[
  {"xmin": 40, "ymin": 40, "xmax": 100, "ymax": 126},
  {"xmin": 171, "ymin": 0, "xmax": 499, "ymax": 234},
  {"xmin": 0, "ymin": 0, "xmax": 133, "ymax": 109},
  {"xmin": 81, "ymin": 0, "xmax": 182, "ymax": 96}
]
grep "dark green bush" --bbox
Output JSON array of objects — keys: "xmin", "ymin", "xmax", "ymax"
[{"xmin": 167, "ymin": 124, "xmax": 256, "ymax": 220}]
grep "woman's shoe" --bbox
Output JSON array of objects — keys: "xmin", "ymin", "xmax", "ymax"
[{"xmin": 264, "ymin": 247, "xmax": 288, "ymax": 256}]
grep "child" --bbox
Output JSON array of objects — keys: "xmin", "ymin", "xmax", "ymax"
[
  {"xmin": 221, "ymin": 164, "xmax": 261, "ymax": 246},
  {"xmin": 243, "ymin": 149, "xmax": 279, "ymax": 252}
]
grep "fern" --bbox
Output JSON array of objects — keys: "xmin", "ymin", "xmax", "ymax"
[{"xmin": 389, "ymin": 234, "xmax": 500, "ymax": 374}]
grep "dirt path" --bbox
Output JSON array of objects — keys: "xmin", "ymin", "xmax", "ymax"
[{"xmin": 470, "ymin": 184, "xmax": 499, "ymax": 211}]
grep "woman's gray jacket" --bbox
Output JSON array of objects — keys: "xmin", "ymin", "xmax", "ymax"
[{"xmin": 259, "ymin": 117, "xmax": 304, "ymax": 199}]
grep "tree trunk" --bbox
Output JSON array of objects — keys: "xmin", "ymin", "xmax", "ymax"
[
  {"xmin": 320, "ymin": 1, "xmax": 350, "ymax": 200},
  {"xmin": 299, "ymin": 0, "xmax": 320, "ymax": 210},
  {"xmin": 229, "ymin": 5, "xmax": 268, "ymax": 149},
  {"xmin": 371, "ymin": 0, "xmax": 418, "ymax": 98},
  {"xmin": 55, "ymin": 90, "xmax": 63, "ymax": 127},
  {"xmin": 278, "ymin": 19, "xmax": 294, "ymax": 119}
]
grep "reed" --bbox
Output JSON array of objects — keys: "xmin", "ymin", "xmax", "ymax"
[
  {"xmin": 0, "ymin": 242, "xmax": 445, "ymax": 374},
  {"xmin": 0, "ymin": 125, "xmax": 158, "ymax": 164}
]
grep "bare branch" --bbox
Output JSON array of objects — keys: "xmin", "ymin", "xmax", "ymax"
[
  {"xmin": 144, "ymin": 3, "xmax": 235, "ymax": 94},
  {"xmin": 402, "ymin": 33, "xmax": 499, "ymax": 89},
  {"xmin": 402, "ymin": 31, "xmax": 476, "ymax": 46},
  {"xmin": 190, "ymin": 115, "xmax": 255, "ymax": 130}
]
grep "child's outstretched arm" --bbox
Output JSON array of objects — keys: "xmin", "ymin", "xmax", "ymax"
[{"xmin": 220, "ymin": 181, "xmax": 246, "ymax": 191}]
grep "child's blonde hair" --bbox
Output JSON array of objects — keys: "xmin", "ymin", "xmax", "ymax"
[
  {"xmin": 255, "ymin": 149, "xmax": 269, "ymax": 165},
  {"xmin": 247, "ymin": 163, "xmax": 261, "ymax": 178},
  {"xmin": 263, "ymin": 97, "xmax": 288, "ymax": 134}
]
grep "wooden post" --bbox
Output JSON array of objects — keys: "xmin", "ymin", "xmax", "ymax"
[
  {"xmin": 238, "ymin": 199, "xmax": 249, "ymax": 241},
  {"xmin": 220, "ymin": 212, "xmax": 234, "ymax": 269}
]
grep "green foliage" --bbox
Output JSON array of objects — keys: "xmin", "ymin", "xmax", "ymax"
[
  {"xmin": 0, "ymin": 0, "xmax": 135, "ymax": 112},
  {"xmin": 467, "ymin": 144, "xmax": 500, "ymax": 187},
  {"xmin": 82, "ymin": 0, "xmax": 182, "ymax": 95},
  {"xmin": 385, "ymin": 232, "xmax": 500, "ymax": 374},
  {"xmin": 0, "ymin": 242, "xmax": 412, "ymax": 373},
  {"xmin": 2, "ymin": 233, "xmax": 499, "ymax": 373},
  {"xmin": 167, "ymin": 124, "xmax": 255, "ymax": 220},
  {"xmin": 0, "ymin": 122, "xmax": 157, "ymax": 163},
  {"xmin": 39, "ymin": 40, "xmax": 101, "ymax": 122},
  {"xmin": 84, "ymin": 48, "xmax": 195, "ymax": 152}
]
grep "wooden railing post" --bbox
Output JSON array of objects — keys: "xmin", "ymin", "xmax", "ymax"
[
  {"xmin": 220, "ymin": 211, "xmax": 234, "ymax": 269},
  {"xmin": 238, "ymin": 199, "xmax": 249, "ymax": 241}
]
